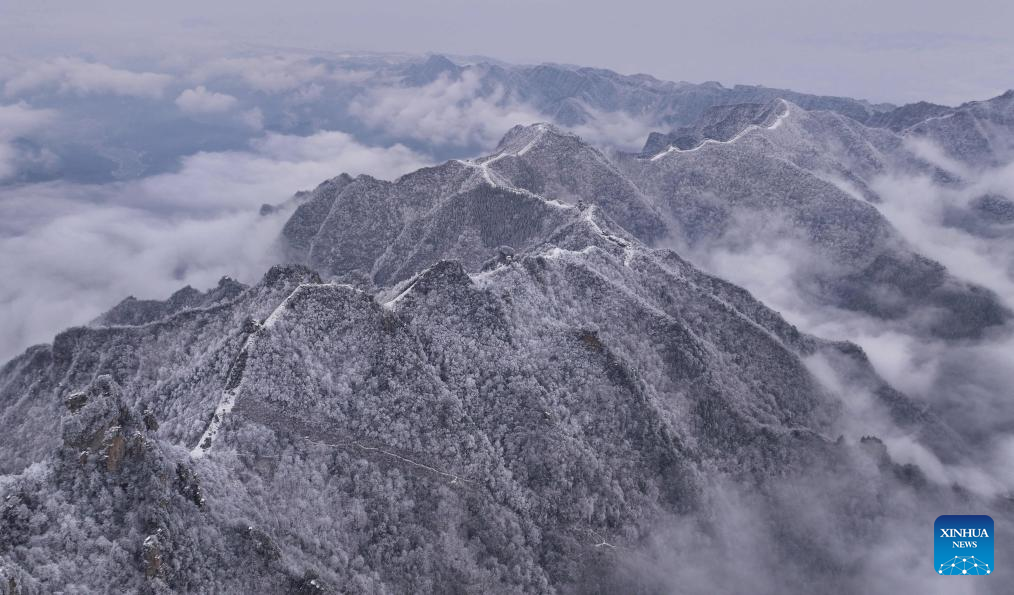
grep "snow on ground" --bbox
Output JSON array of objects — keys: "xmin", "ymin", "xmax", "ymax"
[{"xmin": 649, "ymin": 99, "xmax": 791, "ymax": 161}]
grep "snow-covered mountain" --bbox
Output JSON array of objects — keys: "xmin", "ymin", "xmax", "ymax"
[
  {"xmin": 284, "ymin": 111, "xmax": 1009, "ymax": 340},
  {"xmin": 0, "ymin": 200, "xmax": 979, "ymax": 593},
  {"xmin": 871, "ymin": 90, "xmax": 1014, "ymax": 167},
  {"xmin": 621, "ymin": 101, "xmax": 1011, "ymax": 339},
  {"xmin": 408, "ymin": 56, "xmax": 893, "ymax": 129},
  {"xmin": 2, "ymin": 66, "xmax": 1014, "ymax": 593}
]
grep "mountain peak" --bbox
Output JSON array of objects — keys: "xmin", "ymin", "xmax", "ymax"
[
  {"xmin": 493, "ymin": 122, "xmax": 568, "ymax": 155},
  {"xmin": 403, "ymin": 54, "xmax": 462, "ymax": 85}
]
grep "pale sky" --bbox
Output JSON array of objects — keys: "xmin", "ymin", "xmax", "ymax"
[{"xmin": 1, "ymin": 0, "xmax": 1011, "ymax": 105}]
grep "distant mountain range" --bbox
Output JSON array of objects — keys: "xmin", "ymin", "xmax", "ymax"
[{"xmin": 5, "ymin": 49, "xmax": 1011, "ymax": 184}]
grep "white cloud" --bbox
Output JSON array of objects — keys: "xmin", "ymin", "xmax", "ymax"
[
  {"xmin": 0, "ymin": 102, "xmax": 58, "ymax": 180},
  {"xmin": 0, "ymin": 144, "xmax": 17, "ymax": 181},
  {"xmin": 565, "ymin": 104, "xmax": 656, "ymax": 152},
  {"xmin": 174, "ymin": 86, "xmax": 266, "ymax": 129},
  {"xmin": 682, "ymin": 152, "xmax": 1014, "ymax": 497},
  {"xmin": 189, "ymin": 55, "xmax": 334, "ymax": 93},
  {"xmin": 865, "ymin": 158, "xmax": 1014, "ymax": 478},
  {"xmin": 239, "ymin": 107, "xmax": 264, "ymax": 130},
  {"xmin": 175, "ymin": 85, "xmax": 238, "ymax": 113},
  {"xmin": 350, "ymin": 70, "xmax": 544, "ymax": 148},
  {"xmin": 0, "ymin": 198, "xmax": 287, "ymax": 361},
  {"xmin": 0, "ymin": 102, "xmax": 53, "ymax": 136},
  {"xmin": 350, "ymin": 69, "xmax": 656, "ymax": 152},
  {"xmin": 0, "ymin": 129, "xmax": 431, "ymax": 361},
  {"xmin": 871, "ymin": 162, "xmax": 1014, "ymax": 303},
  {"xmin": 130, "ymin": 129, "xmax": 428, "ymax": 212},
  {"xmin": 3, "ymin": 57, "xmax": 173, "ymax": 98},
  {"xmin": 902, "ymin": 135, "xmax": 970, "ymax": 179}
]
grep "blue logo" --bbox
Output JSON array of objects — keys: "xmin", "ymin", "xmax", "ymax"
[{"xmin": 935, "ymin": 515, "xmax": 993, "ymax": 576}]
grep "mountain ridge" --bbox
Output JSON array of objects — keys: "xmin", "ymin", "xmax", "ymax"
[
  {"xmin": 2, "ymin": 74, "xmax": 1013, "ymax": 593},
  {"xmin": 0, "ymin": 172, "xmax": 978, "ymax": 591}
]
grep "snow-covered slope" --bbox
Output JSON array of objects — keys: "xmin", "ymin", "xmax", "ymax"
[
  {"xmin": 281, "ymin": 127, "xmax": 666, "ymax": 286},
  {"xmin": 0, "ymin": 164, "xmax": 986, "ymax": 592},
  {"xmin": 619, "ymin": 102, "xmax": 1010, "ymax": 339},
  {"xmin": 874, "ymin": 90, "xmax": 1014, "ymax": 166},
  {"xmin": 284, "ymin": 117, "xmax": 1008, "ymax": 340},
  {"xmin": 445, "ymin": 59, "xmax": 893, "ymax": 130},
  {"xmin": 2, "ymin": 83, "xmax": 1013, "ymax": 593}
]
